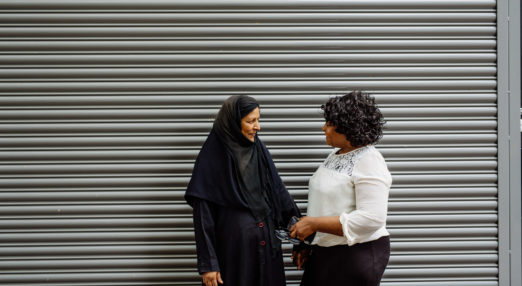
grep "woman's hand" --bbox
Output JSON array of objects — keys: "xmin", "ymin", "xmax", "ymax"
[
  {"xmin": 290, "ymin": 216, "xmax": 316, "ymax": 241},
  {"xmin": 290, "ymin": 216, "xmax": 344, "ymax": 239},
  {"xmin": 291, "ymin": 249, "xmax": 309, "ymax": 270},
  {"xmin": 202, "ymin": 271, "xmax": 223, "ymax": 286}
]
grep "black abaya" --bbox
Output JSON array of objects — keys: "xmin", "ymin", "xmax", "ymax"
[
  {"xmin": 185, "ymin": 95, "xmax": 300, "ymax": 286},
  {"xmin": 193, "ymin": 200, "xmax": 288, "ymax": 286},
  {"xmin": 188, "ymin": 138, "xmax": 299, "ymax": 286}
]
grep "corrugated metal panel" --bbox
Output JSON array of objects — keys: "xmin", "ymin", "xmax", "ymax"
[{"xmin": 0, "ymin": 0, "xmax": 498, "ymax": 285}]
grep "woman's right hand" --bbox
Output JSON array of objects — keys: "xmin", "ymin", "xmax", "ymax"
[
  {"xmin": 202, "ymin": 271, "xmax": 223, "ymax": 286},
  {"xmin": 290, "ymin": 216, "xmax": 317, "ymax": 241}
]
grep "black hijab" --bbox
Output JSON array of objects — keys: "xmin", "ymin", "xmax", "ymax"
[{"xmin": 185, "ymin": 95, "xmax": 285, "ymax": 254}]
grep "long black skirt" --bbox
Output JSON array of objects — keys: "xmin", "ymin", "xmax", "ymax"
[{"xmin": 301, "ymin": 236, "xmax": 390, "ymax": 286}]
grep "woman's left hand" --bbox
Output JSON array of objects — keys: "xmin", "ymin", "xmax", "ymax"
[
  {"xmin": 290, "ymin": 216, "xmax": 316, "ymax": 241},
  {"xmin": 291, "ymin": 248, "xmax": 309, "ymax": 270}
]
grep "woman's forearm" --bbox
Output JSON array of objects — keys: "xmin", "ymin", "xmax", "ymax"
[
  {"xmin": 309, "ymin": 216, "xmax": 344, "ymax": 236},
  {"xmin": 291, "ymin": 216, "xmax": 344, "ymax": 239}
]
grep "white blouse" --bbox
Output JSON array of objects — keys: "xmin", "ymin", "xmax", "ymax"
[{"xmin": 307, "ymin": 145, "xmax": 392, "ymax": 247}]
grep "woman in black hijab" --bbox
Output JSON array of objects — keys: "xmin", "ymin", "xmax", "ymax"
[{"xmin": 185, "ymin": 95, "xmax": 301, "ymax": 286}]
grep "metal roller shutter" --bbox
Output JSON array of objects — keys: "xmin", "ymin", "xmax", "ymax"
[{"xmin": 0, "ymin": 0, "xmax": 499, "ymax": 285}]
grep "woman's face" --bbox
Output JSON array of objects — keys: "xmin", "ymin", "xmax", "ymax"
[
  {"xmin": 322, "ymin": 122, "xmax": 352, "ymax": 149},
  {"xmin": 241, "ymin": 107, "xmax": 261, "ymax": 142}
]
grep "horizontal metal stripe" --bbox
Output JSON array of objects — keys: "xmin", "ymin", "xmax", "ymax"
[
  {"xmin": 0, "ymin": 208, "xmax": 498, "ymax": 223},
  {"xmin": 0, "ymin": 135, "xmax": 498, "ymax": 149},
  {"xmin": 388, "ymin": 214, "xmax": 497, "ymax": 224},
  {"xmin": 385, "ymin": 160, "xmax": 497, "ymax": 171},
  {"xmin": 0, "ymin": 272, "xmax": 200, "ymax": 283},
  {"xmin": 0, "ymin": 231, "xmax": 192, "ymax": 243},
  {"xmin": 0, "ymin": 204, "xmax": 499, "ymax": 217},
  {"xmin": 0, "ymin": 150, "xmax": 199, "ymax": 161},
  {"xmin": 0, "ymin": 257, "xmax": 197, "ymax": 272},
  {"xmin": 387, "ymin": 254, "xmax": 497, "ymax": 265},
  {"xmin": 389, "ymin": 227, "xmax": 497, "ymax": 238},
  {"xmin": 383, "ymin": 267, "xmax": 498, "ymax": 278},
  {"xmin": 0, "ymin": 218, "xmax": 193, "ymax": 229},
  {"xmin": 0, "ymin": 27, "xmax": 497, "ymax": 38},
  {"xmin": 0, "ymin": 187, "xmax": 497, "ymax": 202},
  {"xmin": 193, "ymin": 134, "xmax": 499, "ymax": 144},
  {"xmin": 0, "ymin": 254, "xmax": 498, "ymax": 271},
  {"xmin": 0, "ymin": 241, "xmax": 497, "ymax": 257},
  {"xmin": 0, "ymin": 228, "xmax": 497, "ymax": 243},
  {"xmin": 0, "ymin": 174, "xmax": 499, "ymax": 188},
  {"xmin": 0, "ymin": 205, "xmax": 189, "ymax": 216},
  {"xmin": 0, "ymin": 67, "xmax": 497, "ymax": 79},
  {"xmin": 391, "ymin": 241, "xmax": 498, "ymax": 252},
  {"xmin": 0, "ymin": 281, "xmax": 488, "ymax": 286},
  {"xmin": 389, "ymin": 174, "xmax": 498, "ymax": 184},
  {"xmin": 0, "ymin": 54, "xmax": 498, "ymax": 66},
  {"xmin": 0, "ymin": 201, "xmax": 497, "ymax": 216},
  {"xmin": 382, "ymin": 282, "xmax": 497, "ymax": 286},
  {"xmin": 391, "ymin": 187, "xmax": 497, "ymax": 198},
  {"xmin": 0, "ymin": 163, "xmax": 194, "ymax": 174},
  {"xmin": 0, "ymin": 276, "xmax": 499, "ymax": 286},
  {"xmin": 0, "ymin": 0, "xmax": 497, "ymax": 10},
  {"xmin": 0, "ymin": 177, "xmax": 186, "ymax": 188},
  {"xmin": 0, "ymin": 274, "xmax": 495, "ymax": 286},
  {"xmin": 0, "ymin": 94, "xmax": 499, "ymax": 106},
  {"xmin": 0, "ymin": 121, "xmax": 498, "ymax": 134},
  {"xmin": 0, "ymin": 191, "xmax": 180, "ymax": 202},
  {"xmin": 0, "ymin": 214, "xmax": 496, "ymax": 229},
  {"xmin": 283, "ymin": 255, "xmax": 498, "ymax": 270},
  {"xmin": 386, "ymin": 121, "xmax": 497, "ymax": 131},
  {"xmin": 376, "ymin": 147, "xmax": 498, "ymax": 158},
  {"xmin": 0, "ymin": 80, "xmax": 498, "ymax": 92},
  {"xmin": 0, "ymin": 258, "xmax": 196, "ymax": 270},
  {"xmin": 0, "ymin": 136, "xmax": 496, "ymax": 149},
  {"xmin": 388, "ymin": 201, "xmax": 497, "ymax": 211},
  {"xmin": 0, "ymin": 40, "xmax": 497, "ymax": 52},
  {"xmin": 0, "ymin": 107, "xmax": 497, "ymax": 120},
  {"xmin": 0, "ymin": 147, "xmax": 498, "ymax": 161},
  {"xmin": 0, "ymin": 12, "xmax": 496, "ymax": 24},
  {"xmin": 2, "ymin": 79, "xmax": 498, "ymax": 86},
  {"xmin": 0, "ymin": 161, "xmax": 498, "ymax": 175},
  {"xmin": 8, "ymin": 134, "xmax": 490, "ymax": 146}
]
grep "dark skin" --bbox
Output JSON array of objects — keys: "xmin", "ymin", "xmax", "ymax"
[
  {"xmin": 290, "ymin": 122, "xmax": 359, "ymax": 269},
  {"xmin": 290, "ymin": 216, "xmax": 344, "ymax": 269}
]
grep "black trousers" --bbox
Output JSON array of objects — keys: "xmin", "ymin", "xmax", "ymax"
[{"xmin": 301, "ymin": 236, "xmax": 390, "ymax": 286}]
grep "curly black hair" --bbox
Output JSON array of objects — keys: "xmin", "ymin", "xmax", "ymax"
[{"xmin": 321, "ymin": 90, "xmax": 385, "ymax": 147}]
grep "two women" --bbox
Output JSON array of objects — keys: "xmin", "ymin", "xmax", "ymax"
[{"xmin": 186, "ymin": 91, "xmax": 391, "ymax": 286}]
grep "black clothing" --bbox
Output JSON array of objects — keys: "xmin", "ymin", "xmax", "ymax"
[
  {"xmin": 300, "ymin": 236, "xmax": 390, "ymax": 286},
  {"xmin": 192, "ymin": 200, "xmax": 288, "ymax": 286},
  {"xmin": 211, "ymin": 95, "xmax": 282, "ymax": 231},
  {"xmin": 185, "ymin": 95, "xmax": 300, "ymax": 286}
]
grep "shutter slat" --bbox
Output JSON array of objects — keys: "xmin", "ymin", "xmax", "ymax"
[
  {"xmin": 0, "ymin": 54, "xmax": 497, "ymax": 65},
  {"xmin": 0, "ymin": 40, "xmax": 497, "ymax": 52}
]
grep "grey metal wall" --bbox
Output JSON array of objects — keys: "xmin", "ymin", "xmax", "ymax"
[{"xmin": 0, "ymin": 0, "xmax": 498, "ymax": 285}]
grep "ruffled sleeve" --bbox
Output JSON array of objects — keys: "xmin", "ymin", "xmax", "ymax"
[{"xmin": 339, "ymin": 150, "xmax": 392, "ymax": 245}]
